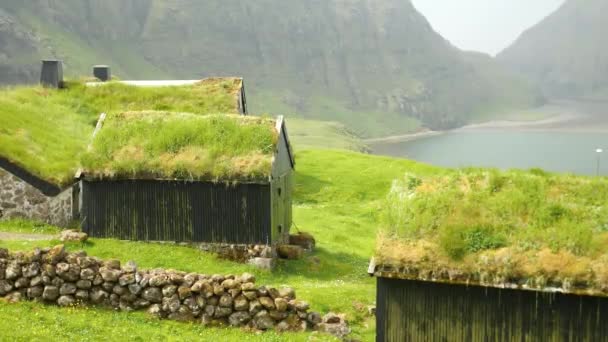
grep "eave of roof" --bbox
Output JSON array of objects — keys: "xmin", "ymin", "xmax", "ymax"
[{"xmin": 0, "ymin": 157, "xmax": 69, "ymax": 196}]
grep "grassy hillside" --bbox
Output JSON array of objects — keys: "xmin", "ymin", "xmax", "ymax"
[
  {"xmin": 0, "ymin": 150, "xmax": 441, "ymax": 341},
  {"xmin": 0, "ymin": 0, "xmax": 540, "ymax": 137},
  {"xmin": 498, "ymin": 0, "xmax": 608, "ymax": 99}
]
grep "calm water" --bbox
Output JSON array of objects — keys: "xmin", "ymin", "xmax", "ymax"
[{"xmin": 371, "ymin": 130, "xmax": 608, "ymax": 175}]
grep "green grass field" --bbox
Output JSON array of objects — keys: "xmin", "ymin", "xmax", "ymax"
[{"xmin": 0, "ymin": 149, "xmax": 440, "ymax": 341}]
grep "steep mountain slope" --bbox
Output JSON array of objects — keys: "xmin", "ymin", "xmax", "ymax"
[
  {"xmin": 0, "ymin": 0, "xmax": 539, "ymax": 137},
  {"xmin": 499, "ymin": 0, "xmax": 608, "ymax": 99}
]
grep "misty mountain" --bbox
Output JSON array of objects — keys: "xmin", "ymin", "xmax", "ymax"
[
  {"xmin": 0, "ymin": 0, "xmax": 540, "ymax": 137},
  {"xmin": 499, "ymin": 0, "xmax": 608, "ymax": 100}
]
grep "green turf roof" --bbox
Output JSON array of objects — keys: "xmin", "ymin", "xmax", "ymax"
[
  {"xmin": 376, "ymin": 169, "xmax": 608, "ymax": 296},
  {"xmin": 0, "ymin": 78, "xmax": 244, "ymax": 188},
  {"xmin": 81, "ymin": 112, "xmax": 278, "ymax": 182}
]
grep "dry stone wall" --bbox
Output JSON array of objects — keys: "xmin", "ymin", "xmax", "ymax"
[
  {"xmin": 0, "ymin": 245, "xmax": 347, "ymax": 336},
  {"xmin": 0, "ymin": 168, "xmax": 72, "ymax": 226}
]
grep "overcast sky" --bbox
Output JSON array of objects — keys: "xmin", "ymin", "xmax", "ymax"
[{"xmin": 411, "ymin": 0, "xmax": 566, "ymax": 55}]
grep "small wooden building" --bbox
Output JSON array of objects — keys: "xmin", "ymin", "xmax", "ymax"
[
  {"xmin": 370, "ymin": 262, "xmax": 608, "ymax": 342},
  {"xmin": 78, "ymin": 112, "xmax": 294, "ymax": 246}
]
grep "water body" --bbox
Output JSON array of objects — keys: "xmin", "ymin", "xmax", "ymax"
[{"xmin": 371, "ymin": 130, "xmax": 608, "ymax": 176}]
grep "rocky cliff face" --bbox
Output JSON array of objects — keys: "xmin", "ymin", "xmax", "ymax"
[
  {"xmin": 0, "ymin": 0, "xmax": 538, "ymax": 135},
  {"xmin": 499, "ymin": 0, "xmax": 608, "ymax": 99}
]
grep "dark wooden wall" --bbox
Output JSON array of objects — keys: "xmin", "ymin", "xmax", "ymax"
[
  {"xmin": 81, "ymin": 180, "xmax": 272, "ymax": 244},
  {"xmin": 376, "ymin": 277, "xmax": 608, "ymax": 342}
]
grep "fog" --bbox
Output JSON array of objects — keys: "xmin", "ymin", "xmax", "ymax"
[{"xmin": 411, "ymin": 0, "xmax": 565, "ymax": 55}]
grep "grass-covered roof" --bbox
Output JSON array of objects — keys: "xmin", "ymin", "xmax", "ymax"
[
  {"xmin": 81, "ymin": 112, "xmax": 277, "ymax": 182},
  {"xmin": 376, "ymin": 169, "xmax": 608, "ymax": 296},
  {"xmin": 0, "ymin": 78, "xmax": 244, "ymax": 187}
]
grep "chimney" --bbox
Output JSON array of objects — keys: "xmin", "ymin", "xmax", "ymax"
[
  {"xmin": 40, "ymin": 59, "xmax": 64, "ymax": 88},
  {"xmin": 93, "ymin": 65, "xmax": 111, "ymax": 82}
]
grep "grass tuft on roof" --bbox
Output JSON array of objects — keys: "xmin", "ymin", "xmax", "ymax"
[
  {"xmin": 81, "ymin": 112, "xmax": 277, "ymax": 182},
  {"xmin": 377, "ymin": 169, "xmax": 608, "ymax": 295},
  {"xmin": 0, "ymin": 78, "xmax": 244, "ymax": 187}
]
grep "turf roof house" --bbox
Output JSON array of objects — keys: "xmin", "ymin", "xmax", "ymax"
[
  {"xmin": 369, "ymin": 171, "xmax": 608, "ymax": 342},
  {"xmin": 77, "ymin": 112, "xmax": 294, "ymax": 249},
  {"xmin": 0, "ymin": 61, "xmax": 249, "ymax": 227}
]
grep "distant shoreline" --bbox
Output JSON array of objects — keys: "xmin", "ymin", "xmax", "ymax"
[{"xmin": 366, "ymin": 102, "xmax": 607, "ymax": 144}]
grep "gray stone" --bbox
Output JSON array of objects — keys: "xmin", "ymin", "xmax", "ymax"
[
  {"xmin": 57, "ymin": 295, "xmax": 76, "ymax": 307},
  {"xmin": 163, "ymin": 294, "xmax": 181, "ymax": 313},
  {"xmin": 214, "ymin": 306, "xmax": 232, "ymax": 318},
  {"xmin": 100, "ymin": 268, "xmax": 121, "ymax": 282},
  {"xmin": 253, "ymin": 311, "xmax": 275, "ymax": 330},
  {"xmin": 118, "ymin": 273, "xmax": 135, "ymax": 286},
  {"xmin": 259, "ymin": 296, "xmax": 275, "ymax": 310},
  {"xmin": 90, "ymin": 288, "xmax": 109, "ymax": 304},
  {"xmin": 76, "ymin": 279, "xmax": 92, "ymax": 289},
  {"xmin": 274, "ymin": 297, "xmax": 288, "ymax": 312},
  {"xmin": 14, "ymin": 277, "xmax": 29, "ymax": 289},
  {"xmin": 234, "ymin": 295, "xmax": 249, "ymax": 311},
  {"xmin": 22, "ymin": 262, "xmax": 40, "ymax": 277},
  {"xmin": 80, "ymin": 268, "xmax": 94, "ymax": 281},
  {"xmin": 30, "ymin": 276, "xmax": 42, "ymax": 287},
  {"xmin": 128, "ymin": 283, "xmax": 142, "ymax": 295},
  {"xmin": 27, "ymin": 285, "xmax": 43, "ymax": 299},
  {"xmin": 122, "ymin": 261, "xmax": 137, "ymax": 273},
  {"xmin": 42, "ymin": 286, "xmax": 59, "ymax": 301},
  {"xmin": 57, "ymin": 263, "xmax": 80, "ymax": 282},
  {"xmin": 75, "ymin": 290, "xmax": 89, "ymax": 301},
  {"xmin": 5, "ymin": 291, "xmax": 22, "ymax": 303},
  {"xmin": 295, "ymin": 300, "xmax": 310, "ymax": 311},
  {"xmin": 59, "ymin": 230, "xmax": 88, "ymax": 243},
  {"xmin": 249, "ymin": 299, "xmax": 263, "ymax": 315},
  {"xmin": 104, "ymin": 259, "xmax": 121, "ymax": 270},
  {"xmin": 248, "ymin": 257, "xmax": 274, "ymax": 270},
  {"xmin": 113, "ymin": 285, "xmax": 128, "ymax": 296},
  {"xmin": 149, "ymin": 275, "xmax": 169, "ymax": 287},
  {"xmin": 162, "ymin": 285, "xmax": 177, "ymax": 297},
  {"xmin": 142, "ymin": 287, "xmax": 162, "ymax": 303},
  {"xmin": 240, "ymin": 273, "xmax": 256, "ymax": 284},
  {"xmin": 147, "ymin": 304, "xmax": 162, "ymax": 317},
  {"xmin": 134, "ymin": 298, "xmax": 150, "ymax": 309},
  {"xmin": 268, "ymin": 287, "xmax": 280, "ymax": 299},
  {"xmin": 219, "ymin": 294, "xmax": 233, "ymax": 308},
  {"xmin": 5, "ymin": 262, "xmax": 21, "ymax": 280},
  {"xmin": 60, "ymin": 283, "xmax": 77, "ymax": 295},
  {"xmin": 228, "ymin": 311, "xmax": 251, "ymax": 326},
  {"xmin": 0, "ymin": 280, "xmax": 13, "ymax": 295},
  {"xmin": 270, "ymin": 310, "xmax": 288, "ymax": 321},
  {"xmin": 243, "ymin": 290, "xmax": 258, "ymax": 300},
  {"xmin": 307, "ymin": 312, "xmax": 322, "ymax": 325},
  {"xmin": 44, "ymin": 245, "xmax": 66, "ymax": 265},
  {"xmin": 178, "ymin": 286, "xmax": 192, "ymax": 300},
  {"xmin": 279, "ymin": 287, "xmax": 295, "ymax": 300}
]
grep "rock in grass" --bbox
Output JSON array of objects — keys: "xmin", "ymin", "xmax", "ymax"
[
  {"xmin": 289, "ymin": 232, "xmax": 316, "ymax": 250},
  {"xmin": 59, "ymin": 230, "xmax": 88, "ymax": 243},
  {"xmin": 277, "ymin": 245, "xmax": 305, "ymax": 260},
  {"xmin": 57, "ymin": 295, "xmax": 75, "ymax": 306}
]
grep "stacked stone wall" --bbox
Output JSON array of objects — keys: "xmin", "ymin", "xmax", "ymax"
[
  {"xmin": 0, "ymin": 245, "xmax": 349, "ymax": 335},
  {"xmin": 0, "ymin": 168, "xmax": 72, "ymax": 226}
]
